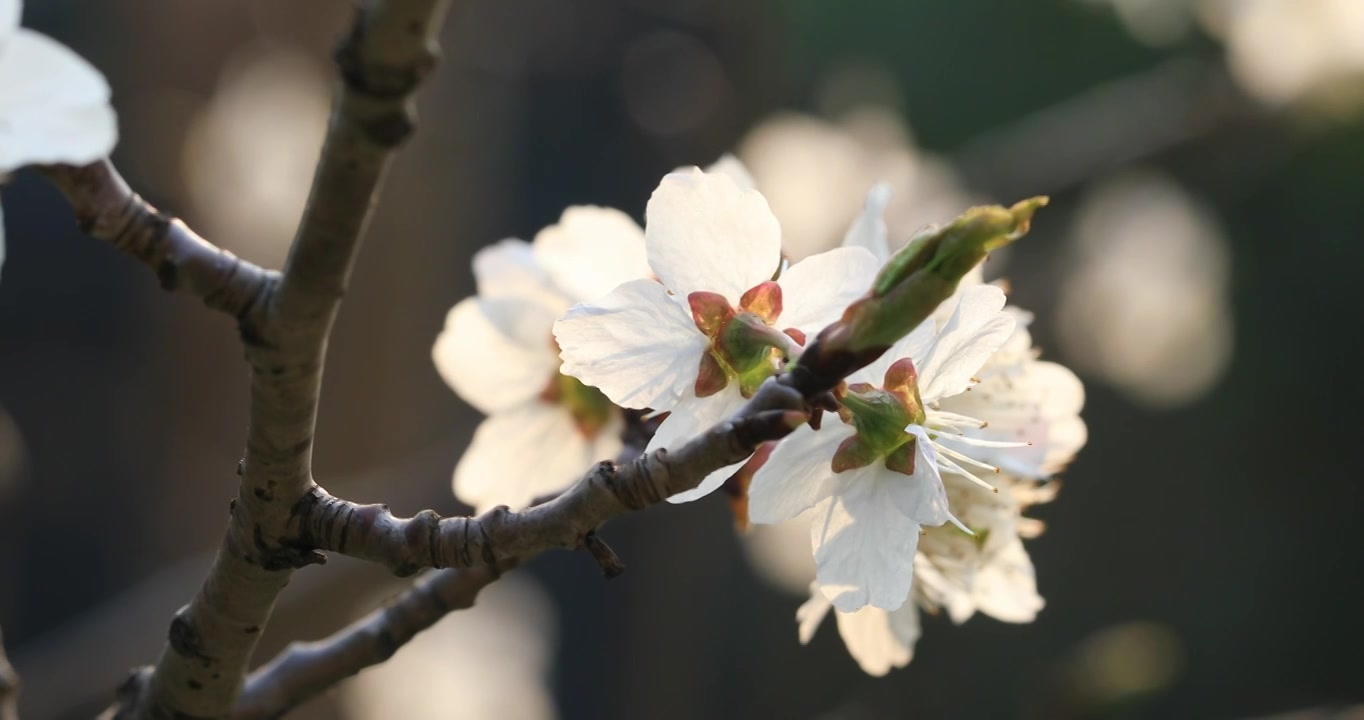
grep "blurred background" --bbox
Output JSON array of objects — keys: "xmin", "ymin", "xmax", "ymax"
[{"xmin": 2, "ymin": 0, "xmax": 1363, "ymax": 718}]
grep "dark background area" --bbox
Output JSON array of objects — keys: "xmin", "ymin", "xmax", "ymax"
[{"xmin": 2, "ymin": 0, "xmax": 1362, "ymax": 718}]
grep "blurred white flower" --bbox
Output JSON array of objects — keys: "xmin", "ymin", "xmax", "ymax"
[
  {"xmin": 553, "ymin": 167, "xmax": 879, "ymax": 503},
  {"xmin": 914, "ymin": 477, "xmax": 1047, "ymax": 626},
  {"xmin": 1081, "ymin": 0, "xmax": 1198, "ymax": 47},
  {"xmin": 1205, "ymin": 0, "xmax": 1364, "ymax": 107},
  {"xmin": 340, "ymin": 574, "xmax": 558, "ymax": 720},
  {"xmin": 737, "ymin": 108, "xmax": 975, "ymax": 261},
  {"xmin": 740, "ymin": 512, "xmax": 815, "ymax": 595},
  {"xmin": 1091, "ymin": 0, "xmax": 1364, "ymax": 111},
  {"xmin": 748, "ymin": 284, "xmax": 1018, "ymax": 612},
  {"xmin": 181, "ymin": 47, "xmax": 329, "ymax": 267},
  {"xmin": 0, "ymin": 0, "xmax": 118, "ymax": 273},
  {"xmin": 433, "ymin": 207, "xmax": 651, "ymax": 511},
  {"xmin": 1055, "ymin": 170, "xmax": 1232, "ymax": 407}
]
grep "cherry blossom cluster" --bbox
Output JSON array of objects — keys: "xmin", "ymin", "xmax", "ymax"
[{"xmin": 434, "ymin": 158, "xmax": 1086, "ymax": 674}]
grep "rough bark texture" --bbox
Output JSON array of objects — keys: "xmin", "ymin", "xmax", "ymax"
[
  {"xmin": 287, "ymin": 381, "xmax": 811, "ymax": 576},
  {"xmin": 0, "ymin": 626, "xmax": 18, "ymax": 720},
  {"xmin": 68, "ymin": 2, "xmax": 454, "ymax": 718},
  {"xmin": 230, "ymin": 567, "xmax": 499, "ymax": 720},
  {"xmin": 228, "ymin": 378, "xmax": 814, "ymax": 716}
]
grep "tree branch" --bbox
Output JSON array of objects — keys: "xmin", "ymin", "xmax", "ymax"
[
  {"xmin": 231, "ymin": 566, "xmax": 500, "ymax": 720},
  {"xmin": 222, "ymin": 388, "xmax": 805, "ymax": 718},
  {"xmin": 0, "ymin": 626, "xmax": 19, "ymax": 720},
  {"xmin": 36, "ymin": 160, "xmax": 276, "ymax": 327},
  {"xmin": 92, "ymin": 2, "xmax": 452, "ymax": 718},
  {"xmin": 287, "ymin": 380, "xmax": 811, "ymax": 577}
]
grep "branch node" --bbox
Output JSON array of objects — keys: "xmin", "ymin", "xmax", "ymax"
[{"xmin": 255, "ymin": 525, "xmax": 328, "ymax": 571}]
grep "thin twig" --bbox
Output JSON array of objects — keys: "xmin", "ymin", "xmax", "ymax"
[
  {"xmin": 0, "ymin": 626, "xmax": 19, "ymax": 720},
  {"xmin": 231, "ymin": 566, "xmax": 501, "ymax": 720},
  {"xmin": 954, "ymin": 57, "xmax": 1254, "ymax": 199},
  {"xmin": 83, "ymin": 2, "xmax": 453, "ymax": 718},
  {"xmin": 37, "ymin": 161, "xmax": 276, "ymax": 327}
]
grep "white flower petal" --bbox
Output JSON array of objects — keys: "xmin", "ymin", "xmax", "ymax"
[
  {"xmin": 554, "ymin": 278, "xmax": 707, "ymax": 410},
  {"xmin": 1, "ymin": 0, "xmax": 18, "ymax": 42},
  {"xmin": 433, "ymin": 297, "xmax": 559, "ymax": 415},
  {"xmin": 645, "ymin": 167, "xmax": 782, "ymax": 301},
  {"xmin": 811, "ymin": 470, "xmax": 922, "ymax": 612},
  {"xmin": 704, "ymin": 154, "xmax": 756, "ymax": 191},
  {"xmin": 652, "ymin": 388, "xmax": 749, "ymax": 503},
  {"xmin": 747, "ymin": 421, "xmax": 853, "ymax": 523},
  {"xmin": 937, "ymin": 360, "xmax": 1087, "ymax": 477},
  {"xmin": 840, "ymin": 183, "xmax": 892, "ymax": 264},
  {"xmin": 973, "ymin": 538, "xmax": 1044, "ymax": 623},
  {"xmin": 848, "ymin": 315, "xmax": 938, "ymax": 386},
  {"xmin": 833, "ymin": 601, "xmax": 919, "ymax": 676},
  {"xmin": 795, "ymin": 582, "xmax": 832, "ymax": 645},
  {"xmin": 0, "ymin": 30, "xmax": 117, "ymax": 173},
  {"xmin": 472, "ymin": 239, "xmax": 555, "ymax": 300},
  {"xmin": 915, "ymin": 284, "xmax": 1015, "ymax": 403},
  {"xmin": 776, "ymin": 246, "xmax": 880, "ymax": 335},
  {"xmin": 891, "ymin": 426, "xmax": 952, "ymax": 525},
  {"xmin": 532, "ymin": 206, "xmax": 649, "ymax": 302},
  {"xmin": 454, "ymin": 403, "xmax": 603, "ymax": 512}
]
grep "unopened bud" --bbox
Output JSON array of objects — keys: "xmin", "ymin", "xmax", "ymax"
[{"xmin": 790, "ymin": 198, "xmax": 1046, "ymax": 394}]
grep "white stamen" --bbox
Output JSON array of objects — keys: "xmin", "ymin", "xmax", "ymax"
[
  {"xmin": 947, "ymin": 512, "xmax": 976, "ymax": 536},
  {"xmin": 925, "ymin": 410, "xmax": 989, "ymax": 430},
  {"xmin": 935, "ymin": 443, "xmax": 1001, "ymax": 473},
  {"xmin": 936, "ymin": 434, "xmax": 1031, "ymax": 449},
  {"xmin": 936, "ymin": 456, "xmax": 998, "ymax": 493}
]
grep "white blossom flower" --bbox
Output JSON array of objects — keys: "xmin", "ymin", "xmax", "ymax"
[
  {"xmin": 748, "ymin": 283, "xmax": 1018, "ymax": 612},
  {"xmin": 0, "ymin": 0, "xmax": 119, "ymax": 272},
  {"xmin": 796, "ymin": 580, "xmax": 921, "ymax": 677},
  {"xmin": 340, "ymin": 575, "xmax": 559, "ymax": 720},
  {"xmin": 792, "ymin": 475, "xmax": 1061, "ymax": 676},
  {"xmin": 433, "ymin": 207, "xmax": 650, "ymax": 511},
  {"xmin": 791, "ymin": 305, "xmax": 1086, "ymax": 673},
  {"xmin": 553, "ymin": 167, "xmax": 880, "ymax": 503}
]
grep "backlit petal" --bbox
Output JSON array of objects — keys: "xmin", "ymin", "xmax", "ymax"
[
  {"xmin": 776, "ymin": 246, "xmax": 880, "ymax": 336},
  {"xmin": 453, "ymin": 403, "xmax": 601, "ymax": 512},
  {"xmin": 840, "ymin": 183, "xmax": 892, "ymax": 264},
  {"xmin": 889, "ymin": 426, "xmax": 952, "ymax": 525},
  {"xmin": 645, "ymin": 167, "xmax": 781, "ymax": 302},
  {"xmin": 533, "ymin": 206, "xmax": 649, "ymax": 302},
  {"xmin": 554, "ymin": 278, "xmax": 707, "ymax": 410},
  {"xmin": 653, "ymin": 389, "xmax": 749, "ymax": 503},
  {"xmin": 0, "ymin": 30, "xmax": 116, "ymax": 172},
  {"xmin": 748, "ymin": 421, "xmax": 853, "ymax": 523},
  {"xmin": 811, "ymin": 470, "xmax": 922, "ymax": 612},
  {"xmin": 833, "ymin": 601, "xmax": 919, "ymax": 676},
  {"xmin": 915, "ymin": 284, "xmax": 1014, "ymax": 403},
  {"xmin": 433, "ymin": 297, "xmax": 559, "ymax": 415}
]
